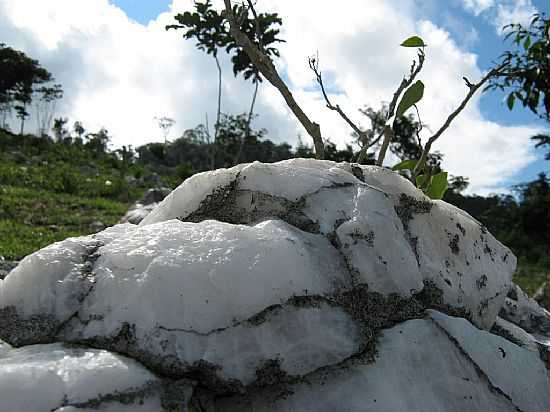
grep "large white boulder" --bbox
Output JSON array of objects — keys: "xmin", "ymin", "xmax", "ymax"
[{"xmin": 1, "ymin": 159, "xmax": 547, "ymax": 411}]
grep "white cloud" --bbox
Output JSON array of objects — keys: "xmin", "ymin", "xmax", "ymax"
[
  {"xmin": 494, "ymin": 0, "xmax": 538, "ymax": 33},
  {"xmin": 0, "ymin": 0, "xmax": 545, "ymax": 195},
  {"xmin": 460, "ymin": 0, "xmax": 538, "ymax": 34},
  {"xmin": 461, "ymin": 0, "xmax": 495, "ymax": 16}
]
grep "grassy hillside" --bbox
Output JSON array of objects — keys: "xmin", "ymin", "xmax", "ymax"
[
  {"xmin": 0, "ymin": 128, "xmax": 174, "ymax": 260},
  {"xmin": 0, "ymin": 186, "xmax": 127, "ymax": 260}
]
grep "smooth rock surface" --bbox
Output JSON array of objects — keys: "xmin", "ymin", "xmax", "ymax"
[{"xmin": 0, "ymin": 340, "xmax": 189, "ymax": 412}]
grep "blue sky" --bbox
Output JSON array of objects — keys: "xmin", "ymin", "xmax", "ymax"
[
  {"xmin": 1, "ymin": 0, "xmax": 548, "ymax": 196},
  {"xmin": 111, "ymin": 0, "xmax": 549, "ymax": 189}
]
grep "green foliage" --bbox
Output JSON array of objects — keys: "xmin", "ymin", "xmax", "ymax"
[
  {"xmin": 0, "ymin": 43, "xmax": 62, "ymax": 133},
  {"xmin": 424, "ymin": 171, "xmax": 448, "ymax": 199},
  {"xmin": 395, "ymin": 80, "xmax": 424, "ymax": 118},
  {"xmin": 487, "ymin": 12, "xmax": 550, "ymax": 121},
  {"xmin": 391, "ymin": 159, "xmax": 417, "ymax": 171},
  {"xmin": 400, "ymin": 36, "xmax": 426, "ymax": 47},
  {"xmin": 0, "ymin": 185, "xmax": 127, "ymax": 260},
  {"xmin": 168, "ymin": 0, "xmax": 285, "ymax": 82}
]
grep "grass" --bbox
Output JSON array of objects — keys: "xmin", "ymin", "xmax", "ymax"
[
  {"xmin": 0, "ymin": 185, "xmax": 128, "ymax": 260},
  {"xmin": 513, "ymin": 261, "xmax": 550, "ymax": 296}
]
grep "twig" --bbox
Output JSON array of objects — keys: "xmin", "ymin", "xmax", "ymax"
[
  {"xmin": 412, "ymin": 62, "xmax": 509, "ymax": 178},
  {"xmin": 308, "ymin": 53, "xmax": 370, "ymax": 148},
  {"xmin": 357, "ymin": 49, "xmax": 425, "ymax": 164},
  {"xmin": 374, "ymin": 49, "xmax": 425, "ymax": 166},
  {"xmin": 223, "ymin": 0, "xmax": 325, "ymax": 159}
]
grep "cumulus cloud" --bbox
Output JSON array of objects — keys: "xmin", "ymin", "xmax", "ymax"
[
  {"xmin": 460, "ymin": 0, "xmax": 538, "ymax": 34},
  {"xmin": 0, "ymin": 0, "xmax": 544, "ymax": 195},
  {"xmin": 461, "ymin": 0, "xmax": 495, "ymax": 16}
]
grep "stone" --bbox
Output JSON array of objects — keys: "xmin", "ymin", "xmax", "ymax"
[
  {"xmin": 1, "ymin": 159, "xmax": 548, "ymax": 411},
  {"xmin": 0, "ymin": 338, "xmax": 192, "ymax": 411},
  {"xmin": 0, "ymin": 260, "xmax": 18, "ymax": 280},
  {"xmin": 119, "ymin": 187, "xmax": 172, "ymax": 224},
  {"xmin": 500, "ymin": 282, "xmax": 550, "ymax": 336},
  {"xmin": 534, "ymin": 281, "xmax": 550, "ymax": 311}
]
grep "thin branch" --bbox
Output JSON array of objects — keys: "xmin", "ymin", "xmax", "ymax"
[
  {"xmin": 357, "ymin": 49, "xmax": 425, "ymax": 164},
  {"xmin": 374, "ymin": 49, "xmax": 425, "ymax": 166},
  {"xmin": 308, "ymin": 53, "xmax": 370, "ymax": 146},
  {"xmin": 412, "ymin": 62, "xmax": 509, "ymax": 178},
  {"xmin": 375, "ymin": 126, "xmax": 394, "ymax": 165},
  {"xmin": 388, "ymin": 49, "xmax": 425, "ymax": 119},
  {"xmin": 223, "ymin": 0, "xmax": 324, "ymax": 159}
]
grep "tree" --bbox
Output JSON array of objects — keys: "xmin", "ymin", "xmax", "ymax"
[
  {"xmin": 85, "ymin": 127, "xmax": 110, "ymax": 154},
  {"xmin": 34, "ymin": 84, "xmax": 63, "ymax": 136},
  {"xmin": 167, "ymin": 1, "xmax": 228, "ymax": 170},
  {"xmin": 488, "ymin": 13, "xmax": 550, "ymax": 121},
  {"xmin": 167, "ymin": 0, "xmax": 285, "ymax": 167},
  {"xmin": 0, "ymin": 43, "xmax": 57, "ymax": 134},
  {"xmin": 52, "ymin": 117, "xmax": 69, "ymax": 142},
  {"xmin": 222, "ymin": 2, "xmax": 505, "ymax": 199},
  {"xmin": 154, "ymin": 116, "xmax": 176, "ymax": 144},
  {"xmin": 73, "ymin": 121, "xmax": 85, "ymax": 143},
  {"xmin": 486, "ymin": 13, "xmax": 550, "ymax": 161}
]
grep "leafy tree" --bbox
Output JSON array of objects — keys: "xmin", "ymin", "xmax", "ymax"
[
  {"xmin": 487, "ymin": 13, "xmax": 550, "ymax": 120},
  {"xmin": 73, "ymin": 121, "xmax": 85, "ymax": 143},
  {"xmin": 167, "ymin": 1, "xmax": 228, "ymax": 169},
  {"xmin": 167, "ymin": 0, "xmax": 284, "ymax": 166},
  {"xmin": 52, "ymin": 117, "xmax": 69, "ymax": 142},
  {"xmin": 85, "ymin": 127, "xmax": 110, "ymax": 154},
  {"xmin": 0, "ymin": 43, "xmax": 57, "ymax": 134},
  {"xmin": 486, "ymin": 12, "xmax": 550, "ymax": 161},
  {"xmin": 34, "ymin": 84, "xmax": 63, "ymax": 136},
  {"xmin": 154, "ymin": 116, "xmax": 176, "ymax": 144},
  {"xmin": 222, "ymin": 2, "xmax": 505, "ymax": 199}
]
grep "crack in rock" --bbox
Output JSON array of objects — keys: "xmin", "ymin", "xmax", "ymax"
[
  {"xmin": 394, "ymin": 193, "xmax": 433, "ymax": 267},
  {"xmin": 429, "ymin": 317, "xmax": 524, "ymax": 412}
]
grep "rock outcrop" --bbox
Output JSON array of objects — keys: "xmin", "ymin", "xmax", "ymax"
[
  {"xmin": 1, "ymin": 159, "xmax": 548, "ymax": 411},
  {"xmin": 119, "ymin": 187, "xmax": 172, "ymax": 224}
]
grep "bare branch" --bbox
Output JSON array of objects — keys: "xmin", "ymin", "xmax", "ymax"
[
  {"xmin": 375, "ymin": 126, "xmax": 394, "ymax": 165},
  {"xmin": 357, "ymin": 49, "xmax": 425, "ymax": 164},
  {"xmin": 388, "ymin": 49, "xmax": 425, "ymax": 119},
  {"xmin": 308, "ymin": 54, "xmax": 370, "ymax": 146},
  {"xmin": 412, "ymin": 62, "xmax": 509, "ymax": 178},
  {"xmin": 223, "ymin": 0, "xmax": 324, "ymax": 159}
]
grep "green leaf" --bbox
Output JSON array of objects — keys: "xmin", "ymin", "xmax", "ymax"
[
  {"xmin": 507, "ymin": 93, "xmax": 515, "ymax": 110},
  {"xmin": 391, "ymin": 159, "xmax": 417, "ymax": 171},
  {"xmin": 524, "ymin": 36, "xmax": 531, "ymax": 50},
  {"xmin": 400, "ymin": 36, "xmax": 426, "ymax": 47},
  {"xmin": 396, "ymin": 80, "xmax": 424, "ymax": 118},
  {"xmin": 425, "ymin": 172, "xmax": 448, "ymax": 199},
  {"xmin": 416, "ymin": 174, "xmax": 431, "ymax": 190}
]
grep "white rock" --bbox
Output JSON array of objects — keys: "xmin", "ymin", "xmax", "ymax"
[
  {"xmin": 0, "ymin": 342, "xmax": 174, "ymax": 412},
  {"xmin": 430, "ymin": 310, "xmax": 550, "ymax": 411},
  {"xmin": 0, "ymin": 159, "xmax": 538, "ymax": 411},
  {"xmin": 219, "ymin": 312, "xmax": 549, "ymax": 412}
]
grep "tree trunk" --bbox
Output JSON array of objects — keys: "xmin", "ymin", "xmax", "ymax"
[
  {"xmin": 212, "ymin": 54, "xmax": 223, "ymax": 170},
  {"xmin": 234, "ymin": 79, "xmax": 259, "ymax": 165}
]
